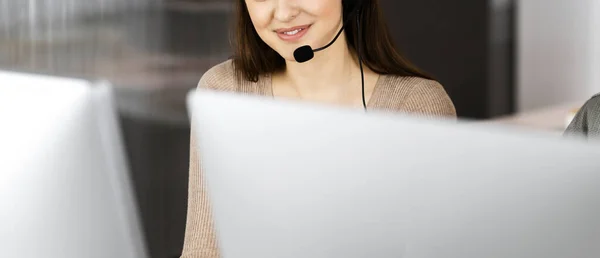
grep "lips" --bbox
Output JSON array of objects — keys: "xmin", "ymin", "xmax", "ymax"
[{"xmin": 275, "ymin": 24, "xmax": 311, "ymax": 42}]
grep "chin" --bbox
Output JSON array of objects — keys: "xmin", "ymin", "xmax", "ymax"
[
  {"xmin": 269, "ymin": 40, "xmax": 318, "ymax": 62},
  {"xmin": 283, "ymin": 55, "xmax": 299, "ymax": 62},
  {"xmin": 272, "ymin": 47, "xmax": 299, "ymax": 62}
]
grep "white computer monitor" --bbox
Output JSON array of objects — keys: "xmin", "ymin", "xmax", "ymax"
[
  {"xmin": 0, "ymin": 71, "xmax": 148, "ymax": 258},
  {"xmin": 188, "ymin": 88, "xmax": 600, "ymax": 258}
]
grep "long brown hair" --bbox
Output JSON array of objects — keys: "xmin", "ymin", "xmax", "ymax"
[{"xmin": 232, "ymin": 0, "xmax": 433, "ymax": 82}]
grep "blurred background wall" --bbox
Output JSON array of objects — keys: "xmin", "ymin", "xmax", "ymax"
[
  {"xmin": 381, "ymin": 0, "xmax": 516, "ymax": 119},
  {"xmin": 594, "ymin": 0, "xmax": 600, "ymax": 93},
  {"xmin": 1, "ymin": 1, "xmax": 599, "ymax": 258},
  {"xmin": 0, "ymin": 0, "xmax": 155, "ymax": 27},
  {"xmin": 518, "ymin": 0, "xmax": 600, "ymax": 112}
]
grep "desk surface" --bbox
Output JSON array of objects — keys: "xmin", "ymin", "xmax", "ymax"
[{"xmin": 484, "ymin": 101, "xmax": 585, "ymax": 134}]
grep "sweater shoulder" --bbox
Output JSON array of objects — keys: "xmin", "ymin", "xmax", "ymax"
[
  {"xmin": 197, "ymin": 59, "xmax": 237, "ymax": 92},
  {"xmin": 376, "ymin": 75, "xmax": 456, "ymax": 117}
]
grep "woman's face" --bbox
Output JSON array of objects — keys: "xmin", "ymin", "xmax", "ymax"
[{"xmin": 245, "ymin": 0, "xmax": 344, "ymax": 61}]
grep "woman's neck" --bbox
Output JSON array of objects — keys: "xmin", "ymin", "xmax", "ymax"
[{"xmin": 280, "ymin": 36, "xmax": 364, "ymax": 96}]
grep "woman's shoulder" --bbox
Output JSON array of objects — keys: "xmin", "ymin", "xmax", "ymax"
[
  {"xmin": 377, "ymin": 75, "xmax": 456, "ymax": 117},
  {"xmin": 197, "ymin": 59, "xmax": 270, "ymax": 95},
  {"xmin": 380, "ymin": 75, "xmax": 446, "ymax": 95},
  {"xmin": 197, "ymin": 59, "xmax": 237, "ymax": 91}
]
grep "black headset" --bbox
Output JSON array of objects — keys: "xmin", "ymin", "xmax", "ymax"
[{"xmin": 293, "ymin": 0, "xmax": 368, "ymax": 110}]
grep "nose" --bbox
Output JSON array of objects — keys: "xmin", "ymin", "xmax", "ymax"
[{"xmin": 274, "ymin": 0, "xmax": 300, "ymax": 22}]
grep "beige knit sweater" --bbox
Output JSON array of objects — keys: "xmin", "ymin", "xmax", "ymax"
[{"xmin": 180, "ymin": 60, "xmax": 456, "ymax": 258}]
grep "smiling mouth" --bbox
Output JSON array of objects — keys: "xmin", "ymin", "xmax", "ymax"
[
  {"xmin": 281, "ymin": 28, "xmax": 306, "ymax": 35},
  {"xmin": 275, "ymin": 25, "xmax": 311, "ymax": 41}
]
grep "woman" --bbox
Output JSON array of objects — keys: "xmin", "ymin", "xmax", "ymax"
[{"xmin": 181, "ymin": 0, "xmax": 456, "ymax": 257}]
